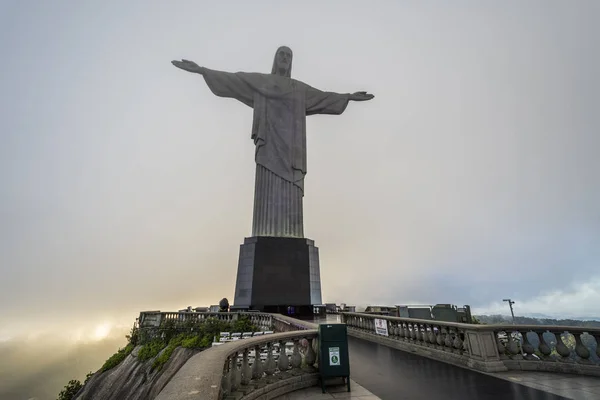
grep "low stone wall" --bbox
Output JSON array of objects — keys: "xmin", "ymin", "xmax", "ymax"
[
  {"xmin": 156, "ymin": 314, "xmax": 320, "ymax": 400},
  {"xmin": 341, "ymin": 312, "xmax": 600, "ymax": 377}
]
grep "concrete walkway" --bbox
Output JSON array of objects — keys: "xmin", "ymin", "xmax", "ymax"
[
  {"xmin": 294, "ymin": 315, "xmax": 598, "ymax": 399},
  {"xmin": 488, "ymin": 371, "xmax": 600, "ymax": 400},
  {"xmin": 346, "ymin": 336, "xmax": 570, "ymax": 400},
  {"xmin": 274, "ymin": 379, "xmax": 381, "ymax": 399}
]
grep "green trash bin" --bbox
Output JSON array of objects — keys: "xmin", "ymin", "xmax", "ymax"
[{"xmin": 318, "ymin": 323, "xmax": 350, "ymax": 393}]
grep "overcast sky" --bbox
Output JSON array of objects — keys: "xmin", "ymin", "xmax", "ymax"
[{"xmin": 1, "ymin": 0, "xmax": 599, "ymax": 345}]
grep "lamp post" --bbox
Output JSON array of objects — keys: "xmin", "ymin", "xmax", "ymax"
[{"xmin": 503, "ymin": 299, "xmax": 516, "ymax": 324}]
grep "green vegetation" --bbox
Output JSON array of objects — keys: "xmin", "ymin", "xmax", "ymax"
[
  {"xmin": 137, "ymin": 340, "xmax": 166, "ymax": 362},
  {"xmin": 126, "ymin": 324, "xmax": 139, "ymax": 346},
  {"xmin": 56, "ymin": 372, "xmax": 93, "ymax": 400},
  {"xmin": 97, "ymin": 315, "xmax": 259, "ymax": 374},
  {"xmin": 101, "ymin": 343, "xmax": 135, "ymax": 372},
  {"xmin": 57, "ymin": 379, "xmax": 82, "ymax": 400},
  {"xmin": 56, "ymin": 315, "xmax": 259, "ymax": 399}
]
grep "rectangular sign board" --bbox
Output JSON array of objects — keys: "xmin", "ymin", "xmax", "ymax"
[{"xmin": 374, "ymin": 318, "xmax": 389, "ymax": 336}]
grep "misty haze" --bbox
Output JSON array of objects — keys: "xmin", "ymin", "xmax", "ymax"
[{"xmin": 1, "ymin": 1, "xmax": 599, "ymax": 399}]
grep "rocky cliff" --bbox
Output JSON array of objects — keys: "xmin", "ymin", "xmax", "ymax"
[{"xmin": 73, "ymin": 345, "xmax": 200, "ymax": 400}]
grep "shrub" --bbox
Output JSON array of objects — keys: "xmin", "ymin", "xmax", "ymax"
[
  {"xmin": 181, "ymin": 334, "xmax": 212, "ymax": 349},
  {"xmin": 233, "ymin": 316, "xmax": 258, "ymax": 333},
  {"xmin": 126, "ymin": 324, "xmax": 139, "ymax": 346},
  {"xmin": 101, "ymin": 343, "xmax": 135, "ymax": 372},
  {"xmin": 57, "ymin": 379, "xmax": 82, "ymax": 400},
  {"xmin": 138, "ymin": 340, "xmax": 167, "ymax": 362}
]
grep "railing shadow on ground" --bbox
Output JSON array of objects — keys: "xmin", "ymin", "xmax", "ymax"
[{"xmin": 340, "ymin": 312, "xmax": 600, "ymax": 377}]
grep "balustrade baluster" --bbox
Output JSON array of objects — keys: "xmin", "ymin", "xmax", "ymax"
[
  {"xmin": 506, "ymin": 331, "xmax": 520, "ymax": 357},
  {"xmin": 290, "ymin": 340, "xmax": 302, "ymax": 370},
  {"xmin": 535, "ymin": 331, "xmax": 552, "ymax": 360},
  {"xmin": 574, "ymin": 333, "xmax": 591, "ymax": 362},
  {"xmin": 419, "ymin": 324, "xmax": 426, "ymax": 345},
  {"xmin": 443, "ymin": 327, "xmax": 453, "ymax": 351},
  {"xmin": 435, "ymin": 326, "xmax": 444, "ymax": 348},
  {"xmin": 264, "ymin": 343, "xmax": 276, "ymax": 380},
  {"xmin": 221, "ymin": 356, "xmax": 232, "ymax": 396},
  {"xmin": 452, "ymin": 329, "xmax": 463, "ymax": 354},
  {"xmin": 520, "ymin": 331, "xmax": 535, "ymax": 359},
  {"xmin": 251, "ymin": 345, "xmax": 263, "ymax": 381},
  {"xmin": 593, "ymin": 333, "xmax": 600, "ymax": 359},
  {"xmin": 417, "ymin": 324, "xmax": 426, "ymax": 345},
  {"xmin": 304, "ymin": 337, "xmax": 317, "ymax": 369},
  {"xmin": 403, "ymin": 323, "xmax": 410, "ymax": 341},
  {"xmin": 495, "ymin": 331, "xmax": 507, "ymax": 358},
  {"xmin": 554, "ymin": 332, "xmax": 572, "ymax": 360},
  {"xmin": 230, "ymin": 352, "xmax": 240, "ymax": 392},
  {"xmin": 427, "ymin": 325, "xmax": 435, "ymax": 347},
  {"xmin": 241, "ymin": 349, "xmax": 251, "ymax": 385},
  {"xmin": 278, "ymin": 340, "xmax": 290, "ymax": 372}
]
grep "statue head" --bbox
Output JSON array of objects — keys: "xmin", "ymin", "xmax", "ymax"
[{"xmin": 271, "ymin": 46, "xmax": 292, "ymax": 78}]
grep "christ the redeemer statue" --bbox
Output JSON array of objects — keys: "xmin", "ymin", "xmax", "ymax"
[{"xmin": 172, "ymin": 46, "xmax": 373, "ymax": 238}]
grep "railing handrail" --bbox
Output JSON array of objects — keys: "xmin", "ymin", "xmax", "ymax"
[
  {"xmin": 218, "ymin": 329, "xmax": 317, "ymax": 361},
  {"xmin": 155, "ymin": 313, "xmax": 319, "ymax": 400},
  {"xmin": 341, "ymin": 312, "xmax": 600, "ymax": 334},
  {"xmin": 140, "ymin": 311, "xmax": 273, "ymax": 317}
]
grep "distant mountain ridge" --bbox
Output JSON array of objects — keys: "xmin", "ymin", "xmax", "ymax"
[
  {"xmin": 475, "ymin": 314, "xmax": 600, "ymax": 327},
  {"xmin": 522, "ymin": 312, "xmax": 600, "ymax": 321}
]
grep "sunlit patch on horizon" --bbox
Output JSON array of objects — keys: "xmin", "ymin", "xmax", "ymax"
[{"xmin": 92, "ymin": 323, "xmax": 111, "ymax": 341}]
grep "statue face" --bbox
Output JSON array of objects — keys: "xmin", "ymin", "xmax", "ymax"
[{"xmin": 275, "ymin": 47, "xmax": 292, "ymax": 75}]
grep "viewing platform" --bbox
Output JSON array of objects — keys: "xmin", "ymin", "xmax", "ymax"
[{"xmin": 135, "ymin": 310, "xmax": 600, "ymax": 399}]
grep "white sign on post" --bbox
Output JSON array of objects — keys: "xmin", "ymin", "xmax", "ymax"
[
  {"xmin": 374, "ymin": 318, "xmax": 389, "ymax": 336},
  {"xmin": 329, "ymin": 347, "xmax": 340, "ymax": 366}
]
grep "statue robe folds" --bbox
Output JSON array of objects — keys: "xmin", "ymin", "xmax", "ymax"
[{"xmin": 201, "ymin": 68, "xmax": 350, "ymax": 238}]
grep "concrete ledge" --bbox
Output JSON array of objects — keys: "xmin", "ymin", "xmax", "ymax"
[{"xmin": 503, "ymin": 359, "xmax": 600, "ymax": 377}]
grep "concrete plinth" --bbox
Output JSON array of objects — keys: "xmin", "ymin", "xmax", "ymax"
[{"xmin": 233, "ymin": 236, "xmax": 322, "ymax": 315}]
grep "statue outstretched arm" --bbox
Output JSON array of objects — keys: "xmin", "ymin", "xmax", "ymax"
[
  {"xmin": 349, "ymin": 91, "xmax": 374, "ymax": 101},
  {"xmin": 305, "ymin": 85, "xmax": 374, "ymax": 116},
  {"xmin": 172, "ymin": 59, "xmax": 205, "ymax": 74},
  {"xmin": 171, "ymin": 59, "xmax": 254, "ymax": 107}
]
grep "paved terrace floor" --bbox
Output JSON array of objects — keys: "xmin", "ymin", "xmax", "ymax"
[{"xmin": 278, "ymin": 315, "xmax": 600, "ymax": 400}]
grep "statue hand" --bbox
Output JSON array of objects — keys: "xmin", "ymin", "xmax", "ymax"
[
  {"xmin": 171, "ymin": 59, "xmax": 205, "ymax": 74},
  {"xmin": 349, "ymin": 91, "xmax": 374, "ymax": 101}
]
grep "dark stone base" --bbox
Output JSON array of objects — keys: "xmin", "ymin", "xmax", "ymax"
[{"xmin": 233, "ymin": 236, "xmax": 322, "ymax": 314}]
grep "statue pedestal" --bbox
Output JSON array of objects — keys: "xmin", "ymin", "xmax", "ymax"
[{"xmin": 233, "ymin": 236, "xmax": 322, "ymax": 315}]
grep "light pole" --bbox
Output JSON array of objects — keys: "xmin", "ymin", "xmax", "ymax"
[{"xmin": 503, "ymin": 299, "xmax": 516, "ymax": 324}]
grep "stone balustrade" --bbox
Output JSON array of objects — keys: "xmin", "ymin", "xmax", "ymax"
[
  {"xmin": 341, "ymin": 312, "xmax": 600, "ymax": 377},
  {"xmin": 137, "ymin": 311, "xmax": 274, "ymax": 345},
  {"xmin": 155, "ymin": 314, "xmax": 320, "ymax": 400},
  {"xmin": 219, "ymin": 330, "xmax": 319, "ymax": 399},
  {"xmin": 139, "ymin": 311, "xmax": 273, "ymax": 329}
]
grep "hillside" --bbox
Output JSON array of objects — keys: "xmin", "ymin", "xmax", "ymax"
[{"xmin": 475, "ymin": 314, "xmax": 600, "ymax": 327}]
